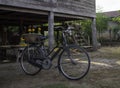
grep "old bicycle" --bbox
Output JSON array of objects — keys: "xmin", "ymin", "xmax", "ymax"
[{"xmin": 18, "ymin": 26, "xmax": 90, "ymax": 80}]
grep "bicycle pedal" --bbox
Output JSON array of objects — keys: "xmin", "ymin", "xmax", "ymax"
[{"xmin": 54, "ymin": 65, "xmax": 58, "ymax": 69}]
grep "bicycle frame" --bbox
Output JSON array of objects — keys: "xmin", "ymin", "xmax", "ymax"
[
  {"xmin": 47, "ymin": 46, "xmax": 63, "ymax": 61},
  {"xmin": 45, "ymin": 27, "xmax": 75, "ymax": 62}
]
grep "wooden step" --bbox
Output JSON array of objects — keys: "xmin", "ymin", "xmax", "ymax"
[{"xmin": 82, "ymin": 46, "xmax": 94, "ymax": 52}]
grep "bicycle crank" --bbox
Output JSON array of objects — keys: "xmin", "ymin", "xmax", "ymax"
[{"xmin": 42, "ymin": 58, "xmax": 52, "ymax": 70}]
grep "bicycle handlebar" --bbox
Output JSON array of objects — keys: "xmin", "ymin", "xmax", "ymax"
[
  {"xmin": 54, "ymin": 26, "xmax": 65, "ymax": 30},
  {"xmin": 54, "ymin": 26, "xmax": 75, "ymax": 35}
]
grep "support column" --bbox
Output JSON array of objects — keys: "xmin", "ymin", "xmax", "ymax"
[
  {"xmin": 0, "ymin": 25, "xmax": 3, "ymax": 44},
  {"xmin": 91, "ymin": 18, "xmax": 98, "ymax": 50},
  {"xmin": 20, "ymin": 18, "xmax": 24, "ymax": 35},
  {"xmin": 48, "ymin": 11, "xmax": 54, "ymax": 50}
]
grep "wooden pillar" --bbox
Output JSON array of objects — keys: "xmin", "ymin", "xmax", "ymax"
[
  {"xmin": 91, "ymin": 18, "xmax": 98, "ymax": 50},
  {"xmin": 0, "ymin": 25, "xmax": 3, "ymax": 44},
  {"xmin": 3, "ymin": 26, "xmax": 8, "ymax": 45},
  {"xmin": 48, "ymin": 11, "xmax": 54, "ymax": 50},
  {"xmin": 20, "ymin": 19, "xmax": 23, "ymax": 35}
]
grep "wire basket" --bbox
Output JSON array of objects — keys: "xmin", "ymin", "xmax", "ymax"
[{"xmin": 22, "ymin": 33, "xmax": 41, "ymax": 43}]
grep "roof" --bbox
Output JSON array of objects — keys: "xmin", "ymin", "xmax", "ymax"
[{"xmin": 103, "ymin": 10, "xmax": 120, "ymax": 18}]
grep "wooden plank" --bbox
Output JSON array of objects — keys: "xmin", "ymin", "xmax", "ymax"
[
  {"xmin": 91, "ymin": 18, "xmax": 98, "ymax": 50},
  {"xmin": 0, "ymin": 0, "xmax": 95, "ymax": 18}
]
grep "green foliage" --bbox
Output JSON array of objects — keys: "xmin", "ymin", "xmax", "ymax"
[
  {"xmin": 79, "ymin": 13, "xmax": 110, "ymax": 43},
  {"xmin": 96, "ymin": 13, "xmax": 109, "ymax": 33},
  {"xmin": 81, "ymin": 19, "xmax": 92, "ymax": 37},
  {"xmin": 112, "ymin": 25, "xmax": 120, "ymax": 39},
  {"xmin": 112, "ymin": 10, "xmax": 120, "ymax": 23},
  {"xmin": 41, "ymin": 83, "xmax": 72, "ymax": 88},
  {"xmin": 96, "ymin": 13, "xmax": 110, "ymax": 42},
  {"xmin": 113, "ymin": 25, "xmax": 120, "ymax": 34},
  {"xmin": 112, "ymin": 16, "xmax": 120, "ymax": 23},
  {"xmin": 81, "ymin": 19, "xmax": 92, "ymax": 42}
]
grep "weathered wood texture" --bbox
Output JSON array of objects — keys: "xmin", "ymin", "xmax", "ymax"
[
  {"xmin": 91, "ymin": 18, "xmax": 98, "ymax": 50},
  {"xmin": 48, "ymin": 11, "xmax": 55, "ymax": 50},
  {"xmin": 0, "ymin": 0, "xmax": 95, "ymax": 18}
]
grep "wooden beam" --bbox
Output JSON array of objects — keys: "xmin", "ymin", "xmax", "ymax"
[
  {"xmin": 0, "ymin": 15, "xmax": 47, "ymax": 22},
  {"xmin": 91, "ymin": 18, "xmax": 98, "ymax": 50},
  {"xmin": 55, "ymin": 13, "xmax": 90, "ymax": 20},
  {"xmin": 0, "ymin": 5, "xmax": 48, "ymax": 15},
  {"xmin": 48, "ymin": 11, "xmax": 54, "ymax": 50}
]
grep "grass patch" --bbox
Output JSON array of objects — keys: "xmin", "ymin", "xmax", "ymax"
[
  {"xmin": 89, "ymin": 46, "xmax": 120, "ymax": 59},
  {"xmin": 41, "ymin": 83, "xmax": 72, "ymax": 88},
  {"xmin": 0, "ymin": 46, "xmax": 120, "ymax": 88}
]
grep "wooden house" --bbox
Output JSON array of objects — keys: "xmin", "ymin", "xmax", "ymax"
[
  {"xmin": 0, "ymin": 0, "xmax": 97, "ymax": 49},
  {"xmin": 100, "ymin": 11, "xmax": 120, "ymax": 42}
]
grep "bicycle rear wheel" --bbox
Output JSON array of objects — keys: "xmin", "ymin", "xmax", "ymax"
[
  {"xmin": 20, "ymin": 45, "xmax": 42, "ymax": 75},
  {"xmin": 58, "ymin": 45, "xmax": 90, "ymax": 80}
]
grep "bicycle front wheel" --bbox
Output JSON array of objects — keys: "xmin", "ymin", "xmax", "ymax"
[
  {"xmin": 58, "ymin": 45, "xmax": 90, "ymax": 80},
  {"xmin": 20, "ymin": 45, "xmax": 42, "ymax": 75}
]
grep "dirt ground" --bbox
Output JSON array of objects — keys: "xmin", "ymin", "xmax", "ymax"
[{"xmin": 0, "ymin": 47, "xmax": 120, "ymax": 88}]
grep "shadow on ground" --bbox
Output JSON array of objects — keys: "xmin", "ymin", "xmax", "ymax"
[{"xmin": 0, "ymin": 47, "xmax": 120, "ymax": 88}]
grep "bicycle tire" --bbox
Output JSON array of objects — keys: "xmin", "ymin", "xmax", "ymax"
[
  {"xmin": 20, "ymin": 44, "xmax": 42, "ymax": 75},
  {"xmin": 58, "ymin": 45, "xmax": 90, "ymax": 80}
]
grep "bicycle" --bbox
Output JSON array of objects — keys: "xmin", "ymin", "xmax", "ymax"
[{"xmin": 18, "ymin": 26, "xmax": 90, "ymax": 80}]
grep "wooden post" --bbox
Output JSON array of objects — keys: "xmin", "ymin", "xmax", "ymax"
[
  {"xmin": 20, "ymin": 19, "xmax": 23, "ymax": 35},
  {"xmin": 91, "ymin": 18, "xmax": 98, "ymax": 50},
  {"xmin": 48, "ymin": 11, "xmax": 54, "ymax": 50},
  {"xmin": 0, "ymin": 25, "xmax": 3, "ymax": 44}
]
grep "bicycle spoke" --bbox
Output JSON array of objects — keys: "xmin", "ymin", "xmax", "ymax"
[
  {"xmin": 58, "ymin": 45, "xmax": 90, "ymax": 80},
  {"xmin": 20, "ymin": 45, "xmax": 42, "ymax": 75}
]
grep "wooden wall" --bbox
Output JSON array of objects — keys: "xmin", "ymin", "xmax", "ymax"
[{"xmin": 0, "ymin": 0, "xmax": 95, "ymax": 18}]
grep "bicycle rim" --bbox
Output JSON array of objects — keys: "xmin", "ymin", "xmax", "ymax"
[
  {"xmin": 20, "ymin": 45, "xmax": 41, "ymax": 75},
  {"xmin": 58, "ymin": 45, "xmax": 90, "ymax": 80}
]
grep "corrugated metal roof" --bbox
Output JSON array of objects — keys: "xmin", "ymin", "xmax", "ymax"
[{"xmin": 103, "ymin": 10, "xmax": 120, "ymax": 18}]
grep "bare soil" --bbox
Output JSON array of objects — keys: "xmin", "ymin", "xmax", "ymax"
[{"xmin": 0, "ymin": 47, "xmax": 120, "ymax": 88}]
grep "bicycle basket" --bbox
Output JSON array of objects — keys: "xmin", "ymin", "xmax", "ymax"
[{"xmin": 22, "ymin": 33, "xmax": 41, "ymax": 43}]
